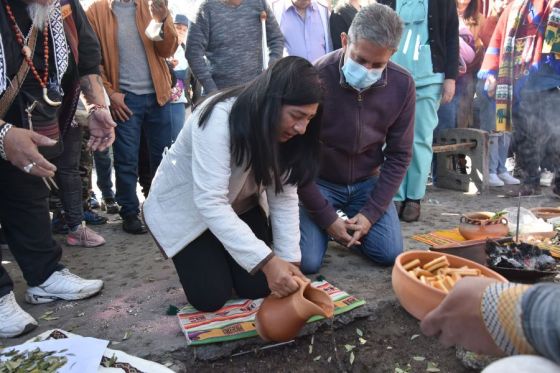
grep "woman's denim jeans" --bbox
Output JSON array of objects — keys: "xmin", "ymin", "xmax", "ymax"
[{"xmin": 299, "ymin": 177, "xmax": 403, "ymax": 274}]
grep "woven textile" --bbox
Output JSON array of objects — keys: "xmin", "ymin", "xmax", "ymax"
[
  {"xmin": 177, "ymin": 278, "xmax": 366, "ymax": 345},
  {"xmin": 481, "ymin": 283, "xmax": 535, "ymax": 355}
]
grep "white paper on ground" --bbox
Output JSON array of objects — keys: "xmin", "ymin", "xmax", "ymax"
[{"xmin": 1, "ymin": 336, "xmax": 109, "ymax": 373}]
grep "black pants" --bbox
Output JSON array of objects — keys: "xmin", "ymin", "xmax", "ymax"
[
  {"xmin": 514, "ymin": 88, "xmax": 560, "ymax": 188},
  {"xmin": 172, "ymin": 207, "xmax": 271, "ymax": 312},
  {"xmin": 53, "ymin": 125, "xmax": 83, "ymax": 228},
  {"xmin": 0, "ymin": 160, "xmax": 63, "ymax": 297}
]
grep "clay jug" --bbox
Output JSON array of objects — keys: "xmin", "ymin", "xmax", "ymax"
[
  {"xmin": 458, "ymin": 212, "xmax": 509, "ymax": 240},
  {"xmin": 255, "ymin": 277, "xmax": 335, "ymax": 342}
]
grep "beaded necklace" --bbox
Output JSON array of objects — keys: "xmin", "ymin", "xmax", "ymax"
[{"xmin": 2, "ymin": 0, "xmax": 61, "ymax": 106}]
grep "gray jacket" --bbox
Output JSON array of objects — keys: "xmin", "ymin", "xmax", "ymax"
[{"xmin": 186, "ymin": 0, "xmax": 284, "ymax": 93}]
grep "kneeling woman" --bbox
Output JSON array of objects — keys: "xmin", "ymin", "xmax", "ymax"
[{"xmin": 144, "ymin": 57, "xmax": 324, "ymax": 311}]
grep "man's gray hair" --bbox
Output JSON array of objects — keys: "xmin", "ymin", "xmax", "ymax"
[{"xmin": 348, "ymin": 3, "xmax": 404, "ymax": 50}]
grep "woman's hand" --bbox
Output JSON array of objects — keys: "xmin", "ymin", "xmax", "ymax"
[
  {"xmin": 420, "ymin": 277, "xmax": 504, "ymax": 356},
  {"xmin": 261, "ymin": 256, "xmax": 307, "ymax": 297}
]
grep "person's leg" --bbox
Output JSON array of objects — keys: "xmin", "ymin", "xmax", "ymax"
[
  {"xmin": 516, "ymin": 91, "xmax": 547, "ymax": 189},
  {"xmin": 496, "ymin": 132, "xmax": 520, "ymax": 185},
  {"xmin": 476, "ymin": 80, "xmax": 497, "ymax": 133},
  {"xmin": 497, "ymin": 133, "xmax": 511, "ymax": 175},
  {"xmin": 399, "ymin": 83, "xmax": 442, "ymax": 221},
  {"xmin": 405, "ymin": 83, "xmax": 443, "ymax": 200},
  {"xmin": 478, "ymin": 80, "xmax": 505, "ymax": 184},
  {"xmin": 53, "ymin": 126, "xmax": 106, "ymax": 245},
  {"xmin": 344, "ymin": 177, "xmax": 403, "ymax": 265},
  {"xmin": 433, "ymin": 85, "xmax": 459, "ymax": 184},
  {"xmin": 457, "ymin": 74, "xmax": 475, "ymax": 129},
  {"xmin": 145, "ymin": 99, "xmax": 175, "ymax": 177},
  {"xmin": 53, "ymin": 125, "xmax": 85, "ymax": 229},
  {"xmin": 113, "ymin": 92, "xmax": 145, "ymax": 218},
  {"xmin": 228, "ymin": 207, "xmax": 271, "ymax": 299},
  {"xmin": 171, "ymin": 229, "xmax": 234, "ymax": 311},
  {"xmin": 77, "ymin": 113, "xmax": 94, "ymax": 210},
  {"xmin": 488, "ymin": 133, "xmax": 501, "ymax": 175},
  {"xmin": 137, "ymin": 130, "xmax": 152, "ymax": 198},
  {"xmin": 0, "ymin": 161, "xmax": 63, "ymax": 289},
  {"xmin": 299, "ymin": 179, "xmax": 349, "ymax": 274},
  {"xmin": 538, "ymin": 89, "xmax": 560, "ymax": 195},
  {"xmin": 93, "ymin": 149, "xmax": 114, "ymax": 199},
  {"xmin": 170, "ymin": 102, "xmax": 186, "ymax": 143}
]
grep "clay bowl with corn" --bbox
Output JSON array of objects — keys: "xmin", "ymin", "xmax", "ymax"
[{"xmin": 392, "ymin": 250, "xmax": 508, "ymax": 320}]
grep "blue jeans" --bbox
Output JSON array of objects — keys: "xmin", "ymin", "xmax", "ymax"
[
  {"xmin": 93, "ymin": 148, "xmax": 114, "ymax": 199},
  {"xmin": 299, "ymin": 177, "xmax": 403, "ymax": 274},
  {"xmin": 170, "ymin": 103, "xmax": 186, "ymax": 143},
  {"xmin": 113, "ymin": 91, "xmax": 176, "ymax": 217},
  {"xmin": 489, "ymin": 132, "xmax": 510, "ymax": 175}
]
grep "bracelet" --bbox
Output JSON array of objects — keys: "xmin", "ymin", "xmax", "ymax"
[
  {"xmin": 88, "ymin": 104, "xmax": 109, "ymax": 117},
  {"xmin": 0, "ymin": 123, "xmax": 14, "ymax": 161}
]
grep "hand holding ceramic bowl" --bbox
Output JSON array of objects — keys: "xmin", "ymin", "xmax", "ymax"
[
  {"xmin": 256, "ymin": 276, "xmax": 334, "ymax": 342},
  {"xmin": 392, "ymin": 251, "xmax": 507, "ymax": 320}
]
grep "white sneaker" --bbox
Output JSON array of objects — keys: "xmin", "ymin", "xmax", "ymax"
[
  {"xmin": 25, "ymin": 268, "xmax": 103, "ymax": 304},
  {"xmin": 488, "ymin": 173, "xmax": 505, "ymax": 187},
  {"xmin": 0, "ymin": 291, "xmax": 38, "ymax": 338},
  {"xmin": 498, "ymin": 172, "xmax": 521, "ymax": 185},
  {"xmin": 540, "ymin": 170, "xmax": 554, "ymax": 187}
]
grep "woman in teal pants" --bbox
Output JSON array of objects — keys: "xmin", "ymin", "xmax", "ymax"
[{"xmin": 379, "ymin": 0, "xmax": 459, "ymax": 222}]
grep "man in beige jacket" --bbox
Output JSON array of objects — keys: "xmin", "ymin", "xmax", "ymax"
[{"xmin": 86, "ymin": 0, "xmax": 178, "ymax": 234}]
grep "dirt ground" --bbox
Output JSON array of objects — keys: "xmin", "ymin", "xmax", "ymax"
[{"xmin": 1, "ymin": 183, "xmax": 559, "ymax": 372}]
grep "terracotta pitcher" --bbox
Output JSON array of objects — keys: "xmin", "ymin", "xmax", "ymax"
[{"xmin": 255, "ymin": 277, "xmax": 334, "ymax": 342}]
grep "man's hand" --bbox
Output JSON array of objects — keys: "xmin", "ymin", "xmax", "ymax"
[
  {"xmin": 149, "ymin": 0, "xmax": 169, "ymax": 22},
  {"xmin": 345, "ymin": 213, "xmax": 372, "ymax": 247},
  {"xmin": 261, "ymin": 256, "xmax": 307, "ymax": 298},
  {"xmin": 109, "ymin": 92, "xmax": 133, "ymax": 122},
  {"xmin": 3, "ymin": 127, "xmax": 57, "ymax": 177},
  {"xmin": 440, "ymin": 79, "xmax": 456, "ymax": 104},
  {"xmin": 485, "ymin": 75, "xmax": 497, "ymax": 98},
  {"xmin": 87, "ymin": 109, "xmax": 116, "ymax": 151},
  {"xmin": 326, "ymin": 217, "xmax": 360, "ymax": 247},
  {"xmin": 420, "ymin": 277, "xmax": 504, "ymax": 356}
]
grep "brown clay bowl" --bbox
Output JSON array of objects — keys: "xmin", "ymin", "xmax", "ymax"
[
  {"xmin": 392, "ymin": 250, "xmax": 508, "ymax": 320},
  {"xmin": 458, "ymin": 211, "xmax": 509, "ymax": 240},
  {"xmin": 530, "ymin": 207, "xmax": 560, "ymax": 221}
]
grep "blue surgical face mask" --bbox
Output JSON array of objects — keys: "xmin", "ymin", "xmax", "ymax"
[{"xmin": 342, "ymin": 56, "xmax": 384, "ymax": 90}]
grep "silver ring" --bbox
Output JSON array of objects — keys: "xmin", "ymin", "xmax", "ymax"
[{"xmin": 23, "ymin": 162, "xmax": 36, "ymax": 173}]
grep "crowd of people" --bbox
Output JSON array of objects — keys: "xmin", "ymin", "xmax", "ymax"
[{"xmin": 0, "ymin": 0, "xmax": 558, "ymax": 370}]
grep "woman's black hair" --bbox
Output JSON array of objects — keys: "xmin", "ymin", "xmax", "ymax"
[
  {"xmin": 198, "ymin": 56, "xmax": 324, "ymax": 193},
  {"xmin": 461, "ymin": 0, "xmax": 480, "ymax": 26}
]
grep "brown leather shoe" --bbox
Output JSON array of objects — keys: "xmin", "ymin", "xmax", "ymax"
[{"xmin": 401, "ymin": 200, "xmax": 421, "ymax": 222}]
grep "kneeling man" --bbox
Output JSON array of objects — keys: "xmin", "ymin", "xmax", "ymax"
[{"xmin": 298, "ymin": 3, "xmax": 415, "ymax": 273}]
